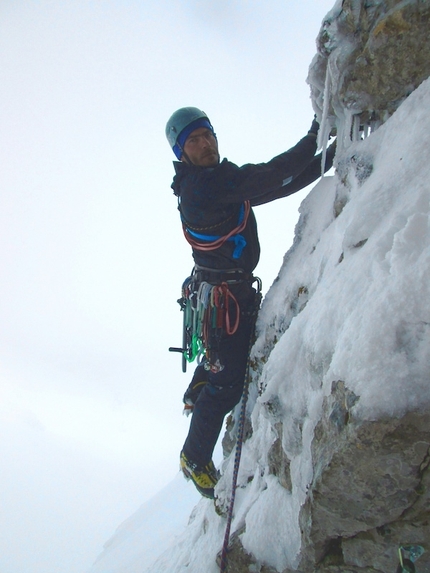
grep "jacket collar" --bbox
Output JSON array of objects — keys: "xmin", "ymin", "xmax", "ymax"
[{"xmin": 172, "ymin": 158, "xmax": 224, "ymax": 174}]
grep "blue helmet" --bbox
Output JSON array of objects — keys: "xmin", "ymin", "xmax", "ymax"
[{"xmin": 165, "ymin": 107, "xmax": 216, "ymax": 159}]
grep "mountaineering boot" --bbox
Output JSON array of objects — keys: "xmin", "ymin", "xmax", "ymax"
[{"xmin": 180, "ymin": 451, "xmax": 219, "ymax": 499}]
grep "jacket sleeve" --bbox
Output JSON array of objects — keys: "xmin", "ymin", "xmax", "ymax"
[
  {"xmin": 219, "ymin": 133, "xmax": 321, "ymax": 205},
  {"xmin": 250, "ymin": 145, "xmax": 335, "ymax": 206}
]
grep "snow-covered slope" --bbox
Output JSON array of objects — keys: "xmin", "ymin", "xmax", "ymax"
[
  {"xmin": 88, "ymin": 472, "xmax": 200, "ymax": 573},
  {"xmin": 89, "ymin": 75, "xmax": 430, "ymax": 573}
]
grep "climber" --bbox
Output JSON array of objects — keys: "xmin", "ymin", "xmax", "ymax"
[{"xmin": 166, "ymin": 106, "xmax": 336, "ymax": 498}]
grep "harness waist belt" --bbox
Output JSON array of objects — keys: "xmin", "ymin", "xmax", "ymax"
[{"xmin": 192, "ymin": 265, "xmax": 253, "ymax": 285}]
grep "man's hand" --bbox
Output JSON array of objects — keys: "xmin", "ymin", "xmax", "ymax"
[{"xmin": 308, "ymin": 116, "xmax": 320, "ymax": 137}]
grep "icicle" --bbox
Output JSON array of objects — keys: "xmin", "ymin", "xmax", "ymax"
[
  {"xmin": 351, "ymin": 114, "xmax": 361, "ymax": 142},
  {"xmin": 320, "ymin": 143, "xmax": 327, "ymax": 179},
  {"xmin": 362, "ymin": 121, "xmax": 370, "ymax": 139},
  {"xmin": 317, "ymin": 64, "xmax": 331, "ymax": 148},
  {"xmin": 336, "ymin": 108, "xmax": 354, "ymax": 155},
  {"xmin": 371, "ymin": 118, "xmax": 382, "ymax": 133},
  {"xmin": 318, "ymin": 63, "xmax": 333, "ymax": 177},
  {"xmin": 344, "ymin": 111, "xmax": 354, "ymax": 149}
]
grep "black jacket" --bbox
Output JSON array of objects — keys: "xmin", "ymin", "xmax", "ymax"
[{"xmin": 171, "ymin": 133, "xmax": 334, "ymax": 274}]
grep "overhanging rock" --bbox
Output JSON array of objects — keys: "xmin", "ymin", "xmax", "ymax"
[{"xmin": 308, "ymin": 0, "xmax": 430, "ymax": 137}]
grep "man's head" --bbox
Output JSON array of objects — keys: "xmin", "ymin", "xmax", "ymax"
[{"xmin": 166, "ymin": 107, "xmax": 219, "ymax": 167}]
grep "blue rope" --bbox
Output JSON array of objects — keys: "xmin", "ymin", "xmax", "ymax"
[
  {"xmin": 184, "ymin": 203, "xmax": 248, "ymax": 260},
  {"xmin": 186, "ymin": 228, "xmax": 247, "ymax": 259}
]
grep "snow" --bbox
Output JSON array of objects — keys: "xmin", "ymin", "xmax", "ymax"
[
  {"xmin": 88, "ymin": 74, "xmax": 430, "ymax": 573},
  {"xmin": 88, "ymin": 472, "xmax": 200, "ymax": 573}
]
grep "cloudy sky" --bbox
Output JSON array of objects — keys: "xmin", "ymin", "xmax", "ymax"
[{"xmin": 0, "ymin": 1, "xmax": 335, "ymax": 572}]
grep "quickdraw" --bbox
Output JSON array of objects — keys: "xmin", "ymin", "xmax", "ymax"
[
  {"xmin": 169, "ymin": 270, "xmax": 259, "ymax": 373},
  {"xmin": 181, "ymin": 278, "xmax": 240, "ymax": 372}
]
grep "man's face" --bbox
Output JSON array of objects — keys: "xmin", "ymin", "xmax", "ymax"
[{"xmin": 182, "ymin": 127, "xmax": 219, "ymax": 167}]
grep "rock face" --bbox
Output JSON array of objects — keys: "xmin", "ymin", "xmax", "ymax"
[
  {"xmin": 298, "ymin": 381, "xmax": 430, "ymax": 572},
  {"xmin": 302, "ymin": 7, "xmax": 430, "ymax": 569},
  {"xmin": 308, "ymin": 0, "xmax": 430, "ymax": 128}
]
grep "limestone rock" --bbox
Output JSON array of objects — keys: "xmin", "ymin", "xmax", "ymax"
[
  {"xmin": 308, "ymin": 0, "xmax": 430, "ymax": 126},
  {"xmin": 297, "ymin": 381, "xmax": 430, "ymax": 573}
]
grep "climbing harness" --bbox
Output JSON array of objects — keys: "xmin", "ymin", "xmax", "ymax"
[
  {"xmin": 218, "ymin": 290, "xmax": 261, "ymax": 573},
  {"xmin": 169, "ymin": 266, "xmax": 261, "ymax": 373}
]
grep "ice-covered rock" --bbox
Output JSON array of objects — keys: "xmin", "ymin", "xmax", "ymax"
[
  {"xmin": 308, "ymin": 0, "xmax": 430, "ymax": 152},
  {"xmin": 219, "ymin": 76, "xmax": 430, "ymax": 573}
]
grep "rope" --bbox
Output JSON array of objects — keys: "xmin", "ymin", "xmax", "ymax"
[
  {"xmin": 219, "ymin": 292, "xmax": 261, "ymax": 573},
  {"xmin": 182, "ymin": 200, "xmax": 250, "ymax": 254}
]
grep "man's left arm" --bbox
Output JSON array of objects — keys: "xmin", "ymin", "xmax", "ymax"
[{"xmin": 250, "ymin": 140, "xmax": 336, "ymax": 206}]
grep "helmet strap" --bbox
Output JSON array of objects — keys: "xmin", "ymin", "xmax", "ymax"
[{"xmin": 179, "ymin": 147, "xmax": 194, "ymax": 166}]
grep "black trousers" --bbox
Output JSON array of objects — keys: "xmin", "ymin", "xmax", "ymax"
[{"xmin": 182, "ymin": 286, "xmax": 257, "ymax": 467}]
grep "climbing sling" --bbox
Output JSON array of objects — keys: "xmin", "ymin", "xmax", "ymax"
[{"xmin": 182, "ymin": 200, "xmax": 251, "ymax": 260}]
